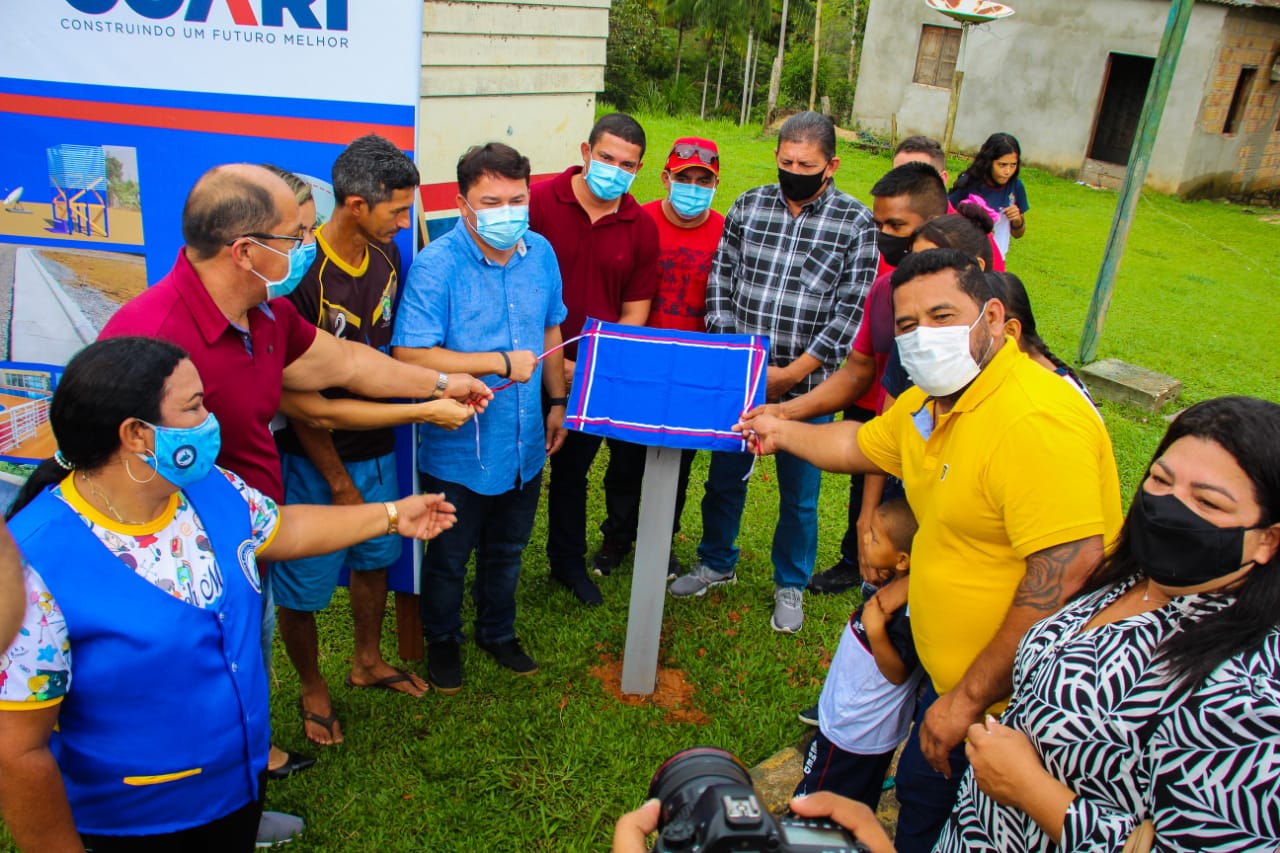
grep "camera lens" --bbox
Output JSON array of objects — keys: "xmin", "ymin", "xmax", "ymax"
[{"xmin": 648, "ymin": 746, "xmax": 754, "ymax": 828}]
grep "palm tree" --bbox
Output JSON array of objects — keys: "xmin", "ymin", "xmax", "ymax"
[
  {"xmin": 660, "ymin": 0, "xmax": 700, "ymax": 85},
  {"xmin": 738, "ymin": 0, "xmax": 773, "ymax": 124},
  {"xmin": 695, "ymin": 0, "xmax": 737, "ymax": 119}
]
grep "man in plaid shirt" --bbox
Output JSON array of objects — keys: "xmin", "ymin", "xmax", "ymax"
[{"xmin": 668, "ymin": 112, "xmax": 878, "ymax": 633}]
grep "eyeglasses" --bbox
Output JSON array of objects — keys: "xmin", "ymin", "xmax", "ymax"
[
  {"xmin": 227, "ymin": 232, "xmax": 304, "ymax": 252},
  {"xmin": 669, "ymin": 143, "xmax": 719, "ymax": 167}
]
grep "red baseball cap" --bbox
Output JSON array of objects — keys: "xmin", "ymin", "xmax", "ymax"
[{"xmin": 665, "ymin": 137, "xmax": 719, "ymax": 175}]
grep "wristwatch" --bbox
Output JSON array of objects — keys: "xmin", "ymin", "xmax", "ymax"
[{"xmin": 433, "ymin": 372, "xmax": 449, "ymax": 398}]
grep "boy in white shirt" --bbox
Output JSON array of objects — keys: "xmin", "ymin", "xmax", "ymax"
[{"xmin": 794, "ymin": 499, "xmax": 920, "ymax": 809}]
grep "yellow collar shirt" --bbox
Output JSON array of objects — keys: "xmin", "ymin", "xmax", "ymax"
[{"xmin": 856, "ymin": 339, "xmax": 1123, "ymax": 698}]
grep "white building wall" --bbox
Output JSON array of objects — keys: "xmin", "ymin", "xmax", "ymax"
[
  {"xmin": 852, "ymin": 0, "xmax": 1229, "ymax": 192},
  {"xmin": 419, "ymin": 0, "xmax": 609, "ymax": 228}
]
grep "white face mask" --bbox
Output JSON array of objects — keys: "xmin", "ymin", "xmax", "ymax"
[{"xmin": 895, "ymin": 302, "xmax": 992, "ymax": 397}]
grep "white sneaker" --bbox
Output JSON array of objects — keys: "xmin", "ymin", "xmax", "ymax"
[
  {"xmin": 668, "ymin": 562, "xmax": 736, "ymax": 597},
  {"xmin": 256, "ymin": 811, "xmax": 303, "ymax": 847},
  {"xmin": 771, "ymin": 586, "xmax": 804, "ymax": 633}
]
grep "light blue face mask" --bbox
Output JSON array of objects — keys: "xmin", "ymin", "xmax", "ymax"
[
  {"xmin": 137, "ymin": 412, "xmax": 222, "ymax": 490},
  {"xmin": 250, "ymin": 239, "xmax": 315, "ymax": 300},
  {"xmin": 668, "ymin": 182, "xmax": 715, "ymax": 219},
  {"xmin": 465, "ymin": 200, "xmax": 530, "ymax": 251},
  {"xmin": 584, "ymin": 159, "xmax": 635, "ymax": 202}
]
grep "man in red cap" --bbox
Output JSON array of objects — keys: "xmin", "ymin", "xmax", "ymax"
[{"xmin": 591, "ymin": 137, "xmax": 725, "ymax": 577}]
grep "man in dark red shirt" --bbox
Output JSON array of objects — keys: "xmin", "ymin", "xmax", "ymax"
[
  {"xmin": 529, "ymin": 113, "xmax": 659, "ymax": 605},
  {"xmin": 101, "ymin": 164, "xmax": 487, "ymax": 504}
]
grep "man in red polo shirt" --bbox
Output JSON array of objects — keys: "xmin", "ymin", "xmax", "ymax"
[
  {"xmin": 529, "ymin": 114, "xmax": 659, "ymax": 606},
  {"xmin": 99, "ymin": 163, "xmax": 490, "ymax": 844}
]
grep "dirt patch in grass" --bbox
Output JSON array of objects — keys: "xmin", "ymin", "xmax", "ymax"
[{"xmin": 590, "ymin": 654, "xmax": 709, "ymax": 725}]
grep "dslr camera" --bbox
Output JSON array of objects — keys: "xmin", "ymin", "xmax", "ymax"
[{"xmin": 647, "ymin": 746, "xmax": 872, "ymax": 852}]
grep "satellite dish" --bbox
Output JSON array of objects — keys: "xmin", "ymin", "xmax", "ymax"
[
  {"xmin": 294, "ymin": 173, "xmax": 335, "ymax": 225},
  {"xmin": 924, "ymin": 0, "xmax": 1015, "ymax": 24},
  {"xmin": 3, "ymin": 187, "xmax": 23, "ymax": 209}
]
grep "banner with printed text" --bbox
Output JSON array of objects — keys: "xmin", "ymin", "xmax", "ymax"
[{"xmin": 0, "ymin": 0, "xmax": 424, "ymax": 589}]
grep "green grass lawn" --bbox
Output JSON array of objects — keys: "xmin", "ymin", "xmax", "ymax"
[
  {"xmin": 6, "ymin": 114, "xmax": 1278, "ymax": 852},
  {"xmin": 257, "ymin": 116, "xmax": 1279, "ymax": 851}
]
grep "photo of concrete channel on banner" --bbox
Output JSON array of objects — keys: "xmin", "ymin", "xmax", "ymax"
[
  {"xmin": 0, "ymin": 0, "xmax": 425, "ymax": 592},
  {"xmin": 565, "ymin": 319, "xmax": 770, "ymax": 453}
]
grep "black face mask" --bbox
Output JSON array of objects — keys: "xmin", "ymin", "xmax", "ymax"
[
  {"xmin": 1128, "ymin": 490, "xmax": 1258, "ymax": 587},
  {"xmin": 876, "ymin": 231, "xmax": 913, "ymax": 268},
  {"xmin": 778, "ymin": 167, "xmax": 827, "ymax": 202}
]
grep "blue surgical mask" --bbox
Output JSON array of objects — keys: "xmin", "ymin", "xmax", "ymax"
[
  {"xmin": 465, "ymin": 200, "xmax": 530, "ymax": 251},
  {"xmin": 668, "ymin": 182, "xmax": 715, "ymax": 219},
  {"xmin": 138, "ymin": 412, "xmax": 222, "ymax": 489},
  {"xmin": 584, "ymin": 159, "xmax": 635, "ymax": 201},
  {"xmin": 250, "ymin": 239, "xmax": 314, "ymax": 299}
]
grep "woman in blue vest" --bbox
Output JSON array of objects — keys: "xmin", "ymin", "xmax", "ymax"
[{"xmin": 0, "ymin": 336, "xmax": 455, "ymax": 852}]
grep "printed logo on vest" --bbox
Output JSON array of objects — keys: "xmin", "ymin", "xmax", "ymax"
[{"xmin": 238, "ymin": 540, "xmax": 261, "ymax": 594}]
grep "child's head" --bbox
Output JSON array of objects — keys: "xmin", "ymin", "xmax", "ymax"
[
  {"xmin": 963, "ymin": 132, "xmax": 1021, "ymax": 190},
  {"xmin": 861, "ymin": 499, "xmax": 918, "ymax": 585},
  {"xmin": 911, "ymin": 204, "xmax": 994, "ymax": 270}
]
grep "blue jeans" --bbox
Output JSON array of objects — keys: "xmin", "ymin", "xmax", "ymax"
[
  {"xmin": 420, "ymin": 473, "xmax": 541, "ymax": 645},
  {"xmin": 260, "ymin": 562, "xmax": 275, "ymax": 675},
  {"xmin": 836, "ymin": 405, "xmax": 876, "ymax": 566},
  {"xmin": 893, "ymin": 682, "xmax": 969, "ymax": 853},
  {"xmin": 697, "ymin": 413, "xmax": 832, "ymax": 589}
]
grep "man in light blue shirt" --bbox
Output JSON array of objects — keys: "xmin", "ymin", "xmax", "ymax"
[{"xmin": 392, "ymin": 143, "xmax": 568, "ymax": 694}]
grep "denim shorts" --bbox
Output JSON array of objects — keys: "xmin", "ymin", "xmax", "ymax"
[{"xmin": 271, "ymin": 451, "xmax": 402, "ymax": 611}]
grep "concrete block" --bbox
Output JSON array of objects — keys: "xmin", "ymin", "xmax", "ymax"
[
  {"xmin": 1080, "ymin": 359, "xmax": 1182, "ymax": 411},
  {"xmin": 750, "ymin": 745, "xmax": 806, "ymax": 814}
]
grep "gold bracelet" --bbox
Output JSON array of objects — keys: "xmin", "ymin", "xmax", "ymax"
[{"xmin": 383, "ymin": 501, "xmax": 399, "ymax": 535}]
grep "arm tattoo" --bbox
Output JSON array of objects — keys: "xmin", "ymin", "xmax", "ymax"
[{"xmin": 1014, "ymin": 539, "xmax": 1086, "ymax": 612}]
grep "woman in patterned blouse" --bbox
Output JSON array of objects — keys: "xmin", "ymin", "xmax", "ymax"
[
  {"xmin": 0, "ymin": 337, "xmax": 458, "ymax": 852},
  {"xmin": 933, "ymin": 395, "xmax": 1280, "ymax": 852}
]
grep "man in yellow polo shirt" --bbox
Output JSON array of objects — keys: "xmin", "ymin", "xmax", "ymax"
[{"xmin": 742, "ymin": 248, "xmax": 1122, "ymax": 853}]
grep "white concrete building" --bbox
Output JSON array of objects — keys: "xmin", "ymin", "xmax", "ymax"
[
  {"xmin": 852, "ymin": 0, "xmax": 1280, "ymax": 199},
  {"xmin": 418, "ymin": 0, "xmax": 610, "ymax": 234}
]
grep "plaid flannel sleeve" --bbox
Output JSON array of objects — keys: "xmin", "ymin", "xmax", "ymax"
[
  {"xmin": 704, "ymin": 199, "xmax": 742, "ymax": 335},
  {"xmin": 805, "ymin": 207, "xmax": 878, "ymax": 366}
]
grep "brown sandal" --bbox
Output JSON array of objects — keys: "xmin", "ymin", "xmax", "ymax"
[{"xmin": 299, "ymin": 698, "xmax": 342, "ymax": 746}]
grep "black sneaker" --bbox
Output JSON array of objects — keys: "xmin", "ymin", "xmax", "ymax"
[
  {"xmin": 591, "ymin": 537, "xmax": 632, "ymax": 576},
  {"xmin": 551, "ymin": 568, "xmax": 603, "ymax": 606},
  {"xmin": 426, "ymin": 640, "xmax": 462, "ymax": 695},
  {"xmin": 478, "ymin": 638, "xmax": 538, "ymax": 675},
  {"xmin": 807, "ymin": 561, "xmax": 861, "ymax": 595},
  {"xmin": 798, "ymin": 704, "xmax": 820, "ymax": 727},
  {"xmin": 666, "ymin": 551, "xmax": 683, "ymax": 581}
]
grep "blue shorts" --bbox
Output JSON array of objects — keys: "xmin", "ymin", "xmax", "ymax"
[{"xmin": 272, "ymin": 451, "xmax": 403, "ymax": 612}]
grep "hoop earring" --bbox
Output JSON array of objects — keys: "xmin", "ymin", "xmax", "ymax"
[{"xmin": 124, "ymin": 451, "xmax": 159, "ymax": 485}]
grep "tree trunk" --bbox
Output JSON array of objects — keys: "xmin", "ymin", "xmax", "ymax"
[
  {"xmin": 675, "ymin": 24, "xmax": 684, "ymax": 85},
  {"xmin": 714, "ymin": 32, "xmax": 728, "ymax": 110},
  {"xmin": 847, "ymin": 0, "xmax": 860, "ymax": 123},
  {"xmin": 700, "ymin": 50, "xmax": 711, "ymax": 120},
  {"xmin": 739, "ymin": 27, "xmax": 754, "ymax": 125},
  {"xmin": 765, "ymin": 0, "xmax": 789, "ymax": 126},
  {"xmin": 847, "ymin": 0, "xmax": 859, "ymax": 84},
  {"xmin": 809, "ymin": 0, "xmax": 822, "ymax": 111}
]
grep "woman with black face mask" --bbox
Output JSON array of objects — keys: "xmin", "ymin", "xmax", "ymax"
[{"xmin": 931, "ymin": 396, "xmax": 1280, "ymax": 853}]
